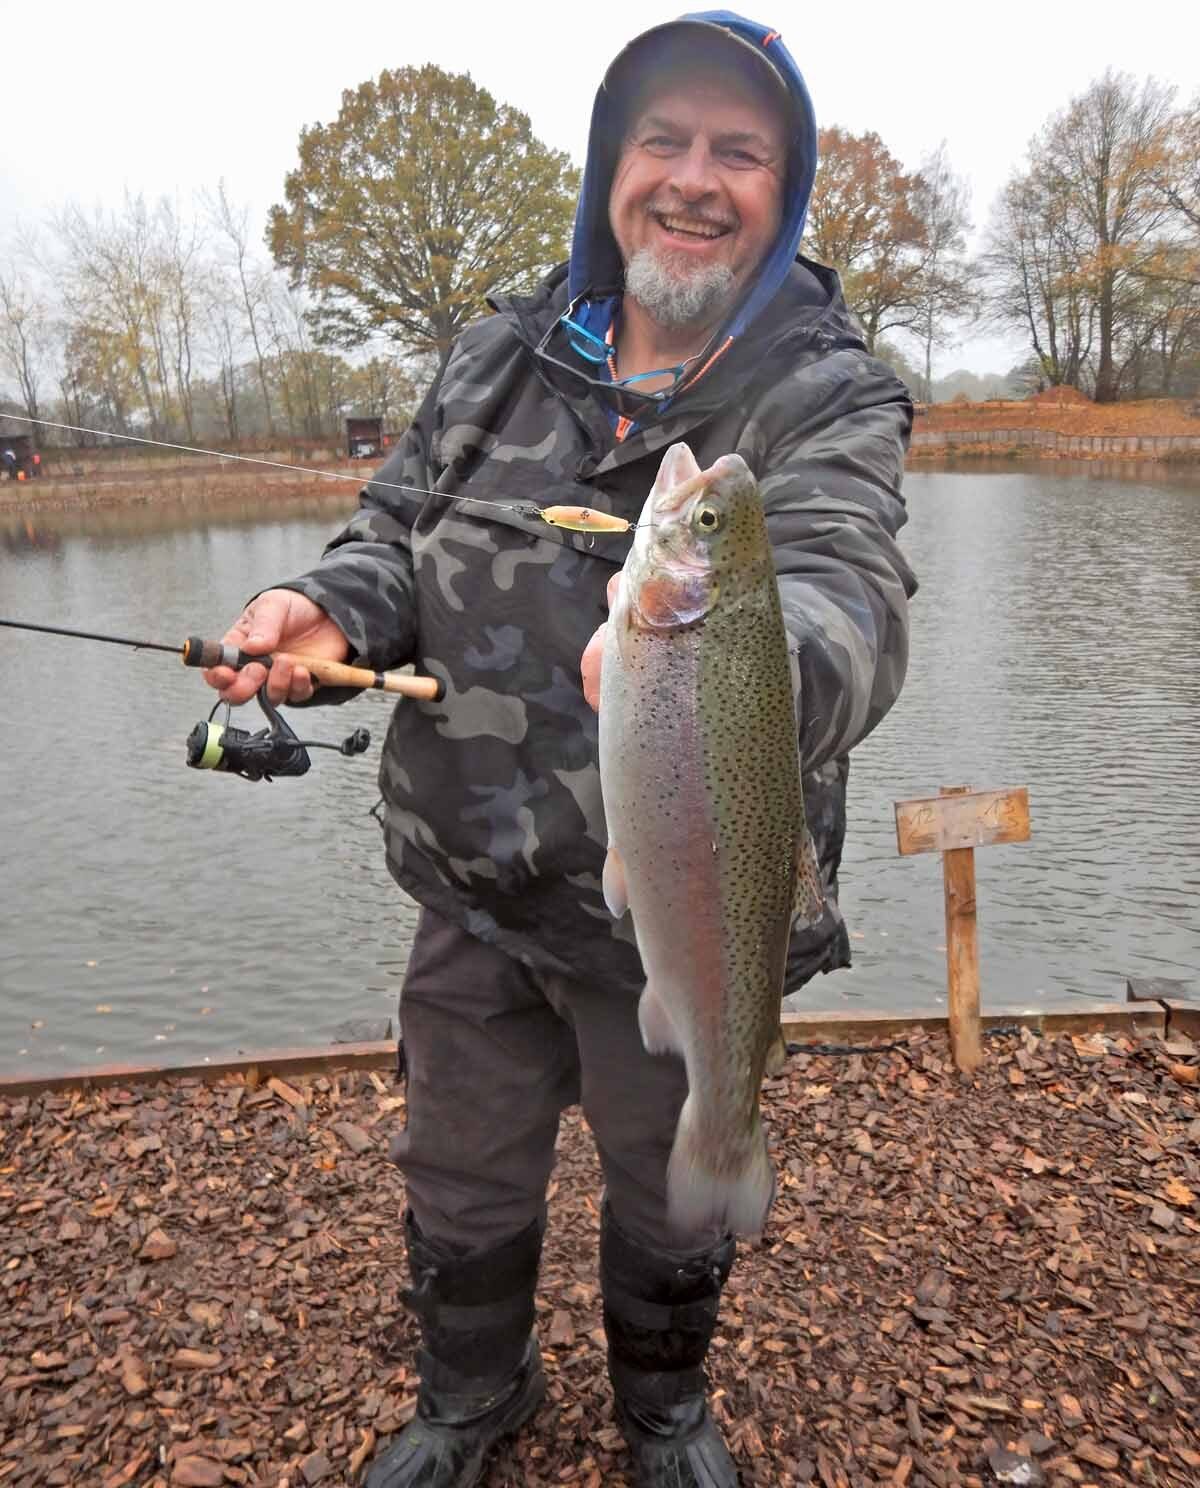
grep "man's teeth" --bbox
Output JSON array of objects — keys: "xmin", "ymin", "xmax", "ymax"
[{"xmin": 656, "ymin": 214, "xmax": 727, "ymax": 239}]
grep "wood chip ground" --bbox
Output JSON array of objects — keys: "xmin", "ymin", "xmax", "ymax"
[{"xmin": 2, "ymin": 1027, "xmax": 1197, "ymax": 1487}]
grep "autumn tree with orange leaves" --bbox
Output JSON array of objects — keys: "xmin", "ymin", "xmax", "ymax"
[{"xmin": 802, "ymin": 128, "xmax": 929, "ymax": 354}]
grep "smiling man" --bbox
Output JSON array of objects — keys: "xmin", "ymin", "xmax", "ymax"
[
  {"xmin": 206, "ymin": 13, "xmax": 916, "ymax": 1488},
  {"xmin": 606, "ymin": 40, "xmax": 788, "ymax": 384}
]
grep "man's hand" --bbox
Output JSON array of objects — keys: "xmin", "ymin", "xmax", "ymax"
[
  {"xmin": 202, "ymin": 590, "xmax": 351, "ymax": 706},
  {"xmin": 581, "ymin": 574, "xmax": 621, "ymax": 713}
]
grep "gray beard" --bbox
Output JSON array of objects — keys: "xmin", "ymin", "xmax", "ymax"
[{"xmin": 623, "ymin": 247, "xmax": 736, "ymax": 330}]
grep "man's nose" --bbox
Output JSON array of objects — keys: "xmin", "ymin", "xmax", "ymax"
[{"xmin": 669, "ymin": 140, "xmax": 719, "ymax": 200}]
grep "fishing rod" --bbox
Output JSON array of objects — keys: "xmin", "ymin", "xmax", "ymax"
[
  {"xmin": 0, "ymin": 411, "xmax": 639, "ymax": 782},
  {"xmin": 0, "ymin": 616, "xmax": 441, "ymax": 783},
  {"xmin": 0, "ymin": 413, "xmax": 636, "ymax": 536}
]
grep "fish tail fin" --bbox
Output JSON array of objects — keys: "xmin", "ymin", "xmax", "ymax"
[{"xmin": 667, "ymin": 1097, "xmax": 775, "ymax": 1240}]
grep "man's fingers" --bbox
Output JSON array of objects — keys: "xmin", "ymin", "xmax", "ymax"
[
  {"xmin": 288, "ymin": 666, "xmax": 315, "ymax": 705},
  {"xmin": 606, "ymin": 573, "xmax": 621, "ymax": 608},
  {"xmin": 214, "ymin": 660, "xmax": 270, "ymax": 705},
  {"xmin": 265, "ymin": 656, "xmax": 314, "ymax": 706}
]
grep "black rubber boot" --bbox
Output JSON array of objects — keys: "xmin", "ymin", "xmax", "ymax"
[
  {"xmin": 365, "ymin": 1211, "xmax": 545, "ymax": 1488},
  {"xmin": 600, "ymin": 1203, "xmax": 740, "ymax": 1488}
]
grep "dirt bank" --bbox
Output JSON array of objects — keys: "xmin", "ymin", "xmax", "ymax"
[
  {"xmin": 910, "ymin": 396, "xmax": 1200, "ymax": 463},
  {"xmin": 2, "ymin": 1025, "xmax": 1197, "ymax": 1487},
  {"xmin": 0, "ymin": 466, "xmax": 364, "ymax": 517}
]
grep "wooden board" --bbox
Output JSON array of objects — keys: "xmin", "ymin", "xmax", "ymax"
[
  {"xmin": 1127, "ymin": 976, "xmax": 1197, "ymax": 1004},
  {"xmin": 1162, "ymin": 1000, "xmax": 1200, "ymax": 1039},
  {"xmin": 895, "ymin": 787, "xmax": 1031, "ymax": 856},
  {"xmin": 0, "ymin": 1005, "xmax": 1169, "ymax": 1097},
  {"xmin": 0, "ymin": 1040, "xmax": 398, "ymax": 1098}
]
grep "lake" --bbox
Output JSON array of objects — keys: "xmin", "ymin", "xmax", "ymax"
[{"xmin": 1, "ymin": 464, "xmax": 1197, "ymax": 1074}]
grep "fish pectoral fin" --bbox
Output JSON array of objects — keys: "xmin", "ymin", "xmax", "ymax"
[
  {"xmin": 765, "ymin": 1027, "xmax": 788, "ymax": 1077},
  {"xmin": 638, "ymin": 985, "xmax": 683, "ymax": 1057},
  {"xmin": 602, "ymin": 844, "xmax": 629, "ymax": 919},
  {"xmin": 793, "ymin": 829, "xmax": 825, "ymax": 929}
]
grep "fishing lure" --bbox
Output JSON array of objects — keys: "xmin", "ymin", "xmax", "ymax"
[{"xmin": 509, "ymin": 503, "xmax": 633, "ymax": 535}]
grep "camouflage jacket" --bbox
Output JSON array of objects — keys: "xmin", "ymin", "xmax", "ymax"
[{"xmin": 282, "ymin": 259, "xmax": 917, "ymax": 994}]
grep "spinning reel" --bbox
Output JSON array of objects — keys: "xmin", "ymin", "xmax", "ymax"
[{"xmin": 186, "ymin": 686, "xmax": 371, "ymax": 783}]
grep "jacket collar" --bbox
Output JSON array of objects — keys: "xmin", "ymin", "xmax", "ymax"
[{"xmin": 490, "ymin": 257, "xmax": 862, "ymax": 468}]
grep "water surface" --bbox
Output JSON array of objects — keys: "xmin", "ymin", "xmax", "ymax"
[{"xmin": 1, "ymin": 467, "xmax": 1197, "ymax": 1073}]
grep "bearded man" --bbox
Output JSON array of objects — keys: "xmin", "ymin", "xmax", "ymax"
[{"xmin": 206, "ymin": 12, "xmax": 916, "ymax": 1487}]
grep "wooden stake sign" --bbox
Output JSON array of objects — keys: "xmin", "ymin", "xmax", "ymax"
[{"xmin": 894, "ymin": 785, "xmax": 1031, "ymax": 1073}]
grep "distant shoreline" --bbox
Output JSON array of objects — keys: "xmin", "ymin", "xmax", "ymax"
[
  {"xmin": 3, "ymin": 395, "xmax": 1200, "ymax": 518},
  {"xmin": 909, "ymin": 393, "xmax": 1200, "ymax": 464}
]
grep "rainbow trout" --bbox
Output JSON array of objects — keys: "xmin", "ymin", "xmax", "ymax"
[{"xmin": 599, "ymin": 442, "xmax": 824, "ymax": 1238}]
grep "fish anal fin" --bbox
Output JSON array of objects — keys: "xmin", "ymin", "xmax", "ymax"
[
  {"xmin": 765, "ymin": 1027, "xmax": 788, "ymax": 1078},
  {"xmin": 603, "ymin": 844, "xmax": 629, "ymax": 919},
  {"xmin": 793, "ymin": 829, "xmax": 825, "ymax": 929},
  {"xmin": 638, "ymin": 985, "xmax": 683, "ymax": 1057}
]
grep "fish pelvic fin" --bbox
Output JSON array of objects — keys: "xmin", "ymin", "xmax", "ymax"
[
  {"xmin": 793, "ymin": 828, "xmax": 825, "ymax": 930},
  {"xmin": 667, "ymin": 1096, "xmax": 776, "ymax": 1241},
  {"xmin": 638, "ymin": 985, "xmax": 683, "ymax": 1057},
  {"xmin": 602, "ymin": 844, "xmax": 629, "ymax": 919}
]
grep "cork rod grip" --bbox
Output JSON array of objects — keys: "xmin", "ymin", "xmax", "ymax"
[
  {"xmin": 181, "ymin": 637, "xmax": 441, "ymax": 700},
  {"xmin": 277, "ymin": 652, "xmax": 442, "ymax": 700}
]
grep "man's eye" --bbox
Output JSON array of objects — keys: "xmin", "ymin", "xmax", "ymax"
[
  {"xmin": 724, "ymin": 149, "xmax": 761, "ymax": 167},
  {"xmin": 644, "ymin": 135, "xmax": 681, "ymax": 151}
]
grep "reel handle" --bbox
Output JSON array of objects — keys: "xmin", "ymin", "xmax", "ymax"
[{"xmin": 181, "ymin": 637, "xmax": 442, "ymax": 700}]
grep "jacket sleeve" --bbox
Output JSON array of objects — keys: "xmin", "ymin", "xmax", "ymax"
[
  {"xmin": 756, "ymin": 347, "xmax": 917, "ymax": 772},
  {"xmin": 276, "ymin": 377, "xmax": 441, "ymax": 673}
]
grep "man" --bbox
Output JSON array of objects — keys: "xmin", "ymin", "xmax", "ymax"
[{"xmin": 206, "ymin": 14, "xmax": 916, "ymax": 1487}]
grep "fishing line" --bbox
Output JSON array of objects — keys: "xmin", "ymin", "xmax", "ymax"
[{"xmin": 0, "ymin": 413, "xmax": 638, "ymax": 535}]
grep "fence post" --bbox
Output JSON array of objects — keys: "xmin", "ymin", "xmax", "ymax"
[
  {"xmin": 894, "ymin": 785, "xmax": 1032, "ymax": 1073},
  {"xmin": 940, "ymin": 785, "xmax": 983, "ymax": 1073}
]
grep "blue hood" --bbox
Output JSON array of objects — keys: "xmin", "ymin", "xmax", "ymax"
[{"xmin": 567, "ymin": 11, "xmax": 818, "ymax": 351}]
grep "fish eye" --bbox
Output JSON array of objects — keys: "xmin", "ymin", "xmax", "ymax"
[{"xmin": 694, "ymin": 504, "xmax": 723, "ymax": 533}]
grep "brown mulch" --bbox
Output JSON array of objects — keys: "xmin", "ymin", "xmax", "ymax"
[{"xmin": 1, "ymin": 1027, "xmax": 1198, "ymax": 1488}]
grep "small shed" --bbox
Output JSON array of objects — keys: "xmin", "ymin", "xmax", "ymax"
[
  {"xmin": 0, "ymin": 431, "xmax": 35, "ymax": 477},
  {"xmin": 345, "ymin": 416, "xmax": 383, "ymax": 460}
]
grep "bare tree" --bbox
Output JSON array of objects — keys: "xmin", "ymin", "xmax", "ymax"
[
  {"xmin": 207, "ymin": 182, "xmax": 277, "ymax": 435},
  {"xmin": 983, "ymin": 166, "xmax": 1094, "ymax": 390},
  {"xmin": 0, "ymin": 262, "xmax": 51, "ymax": 422},
  {"xmin": 907, "ymin": 144, "xmax": 976, "ymax": 400},
  {"xmin": 1041, "ymin": 72, "xmax": 1177, "ymax": 401},
  {"xmin": 159, "ymin": 199, "xmax": 204, "ymax": 441}
]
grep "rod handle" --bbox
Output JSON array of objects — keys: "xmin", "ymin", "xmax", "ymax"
[
  {"xmin": 181, "ymin": 637, "xmax": 442, "ymax": 701},
  {"xmin": 278, "ymin": 652, "xmax": 442, "ymax": 701}
]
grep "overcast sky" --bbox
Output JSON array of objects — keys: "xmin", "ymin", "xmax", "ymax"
[{"xmin": 2, "ymin": 0, "xmax": 1196, "ymax": 377}]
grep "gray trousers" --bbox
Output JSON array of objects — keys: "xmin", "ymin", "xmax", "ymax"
[{"xmin": 390, "ymin": 907, "xmax": 721, "ymax": 1255}]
